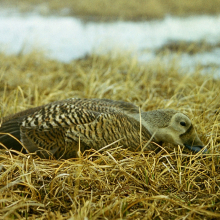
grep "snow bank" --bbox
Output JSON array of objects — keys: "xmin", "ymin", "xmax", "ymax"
[{"xmin": 0, "ymin": 10, "xmax": 220, "ymax": 73}]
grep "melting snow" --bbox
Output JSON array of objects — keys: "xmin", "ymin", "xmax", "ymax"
[{"xmin": 0, "ymin": 9, "xmax": 220, "ymax": 74}]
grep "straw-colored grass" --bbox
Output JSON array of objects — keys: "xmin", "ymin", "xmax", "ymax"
[
  {"xmin": 1, "ymin": 0, "xmax": 220, "ymax": 20},
  {"xmin": 0, "ymin": 52, "xmax": 220, "ymax": 219},
  {"xmin": 156, "ymin": 40, "xmax": 220, "ymax": 55}
]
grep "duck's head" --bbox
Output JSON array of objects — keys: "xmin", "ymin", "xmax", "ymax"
[{"xmin": 142, "ymin": 109, "xmax": 206, "ymax": 153}]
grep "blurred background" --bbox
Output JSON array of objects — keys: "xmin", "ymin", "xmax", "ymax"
[
  {"xmin": 0, "ymin": 0, "xmax": 220, "ymax": 75},
  {"xmin": 1, "ymin": 0, "xmax": 220, "ymax": 20}
]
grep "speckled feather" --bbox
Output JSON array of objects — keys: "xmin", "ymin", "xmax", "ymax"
[{"xmin": 0, "ymin": 98, "xmax": 153, "ymax": 158}]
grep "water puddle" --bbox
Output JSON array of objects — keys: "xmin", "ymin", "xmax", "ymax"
[{"xmin": 0, "ymin": 9, "xmax": 220, "ymax": 75}]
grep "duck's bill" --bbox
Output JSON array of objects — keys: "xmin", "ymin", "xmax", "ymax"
[{"xmin": 184, "ymin": 145, "xmax": 208, "ymax": 153}]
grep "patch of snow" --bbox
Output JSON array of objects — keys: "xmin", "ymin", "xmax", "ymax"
[{"xmin": 0, "ymin": 9, "xmax": 220, "ymax": 75}]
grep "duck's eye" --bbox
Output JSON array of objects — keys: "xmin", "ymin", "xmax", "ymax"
[{"xmin": 180, "ymin": 121, "xmax": 186, "ymax": 126}]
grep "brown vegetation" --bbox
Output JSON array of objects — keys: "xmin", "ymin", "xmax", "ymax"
[
  {"xmin": 0, "ymin": 52, "xmax": 220, "ymax": 219},
  {"xmin": 1, "ymin": 0, "xmax": 220, "ymax": 20},
  {"xmin": 156, "ymin": 40, "xmax": 220, "ymax": 55}
]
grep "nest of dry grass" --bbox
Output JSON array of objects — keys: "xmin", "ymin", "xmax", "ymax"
[{"xmin": 0, "ymin": 52, "xmax": 220, "ymax": 219}]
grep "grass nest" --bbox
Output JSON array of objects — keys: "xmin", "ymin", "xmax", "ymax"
[{"xmin": 0, "ymin": 52, "xmax": 220, "ymax": 219}]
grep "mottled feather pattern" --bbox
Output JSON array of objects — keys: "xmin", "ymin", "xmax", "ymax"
[
  {"xmin": 6, "ymin": 98, "xmax": 152, "ymax": 158},
  {"xmin": 0, "ymin": 98, "xmax": 205, "ymax": 159}
]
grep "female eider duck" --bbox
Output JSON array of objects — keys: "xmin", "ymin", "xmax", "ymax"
[{"xmin": 0, "ymin": 98, "xmax": 206, "ymax": 159}]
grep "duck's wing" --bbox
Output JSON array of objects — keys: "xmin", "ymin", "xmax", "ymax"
[
  {"xmin": 0, "ymin": 99, "xmax": 74, "ymax": 151},
  {"xmin": 0, "ymin": 104, "xmax": 50, "ymax": 151},
  {"xmin": 84, "ymin": 98, "xmax": 140, "ymax": 114},
  {"xmin": 0, "ymin": 98, "xmax": 151, "ymax": 157}
]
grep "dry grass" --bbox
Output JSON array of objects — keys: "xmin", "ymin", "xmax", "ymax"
[
  {"xmin": 156, "ymin": 40, "xmax": 220, "ymax": 55},
  {"xmin": 0, "ymin": 52, "xmax": 220, "ymax": 219},
  {"xmin": 1, "ymin": 0, "xmax": 220, "ymax": 20}
]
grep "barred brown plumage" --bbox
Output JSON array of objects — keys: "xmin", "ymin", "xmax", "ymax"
[{"xmin": 0, "ymin": 98, "xmax": 207, "ymax": 159}]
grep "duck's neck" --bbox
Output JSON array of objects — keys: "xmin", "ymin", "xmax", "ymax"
[
  {"xmin": 130, "ymin": 111, "xmax": 159, "ymax": 136},
  {"xmin": 141, "ymin": 109, "xmax": 176, "ymax": 128},
  {"xmin": 130, "ymin": 109, "xmax": 176, "ymax": 143}
]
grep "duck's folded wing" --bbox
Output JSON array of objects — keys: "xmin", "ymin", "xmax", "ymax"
[
  {"xmin": 0, "ymin": 105, "xmax": 47, "ymax": 151},
  {"xmin": 0, "ymin": 99, "xmax": 76, "ymax": 151},
  {"xmin": 65, "ymin": 111, "xmax": 152, "ymax": 151},
  {"xmin": 0, "ymin": 98, "xmax": 150, "ymax": 155}
]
